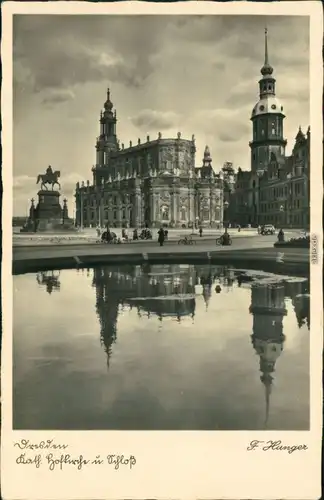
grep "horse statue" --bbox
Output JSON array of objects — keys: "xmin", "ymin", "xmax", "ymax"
[{"xmin": 36, "ymin": 166, "xmax": 61, "ymax": 190}]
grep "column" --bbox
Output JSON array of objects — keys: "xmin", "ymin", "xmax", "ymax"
[
  {"xmin": 99, "ymin": 193, "xmax": 104, "ymax": 227},
  {"xmin": 171, "ymin": 188, "xmax": 177, "ymax": 227},
  {"xmin": 210, "ymin": 188, "xmax": 216, "ymax": 227},
  {"xmin": 86, "ymin": 201, "xmax": 90, "ymax": 228},
  {"xmin": 176, "ymin": 190, "xmax": 180, "ymax": 227},
  {"xmin": 135, "ymin": 188, "xmax": 141, "ymax": 227},
  {"xmin": 117, "ymin": 193, "xmax": 123, "ymax": 226},
  {"xmin": 149, "ymin": 191, "xmax": 155, "ymax": 227}
]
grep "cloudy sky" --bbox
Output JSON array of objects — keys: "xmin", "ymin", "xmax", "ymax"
[{"xmin": 13, "ymin": 14, "xmax": 309, "ymax": 215}]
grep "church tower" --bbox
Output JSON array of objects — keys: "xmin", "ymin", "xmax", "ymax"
[
  {"xmin": 96, "ymin": 88, "xmax": 119, "ymax": 166},
  {"xmin": 249, "ymin": 29, "xmax": 287, "ymax": 173}
]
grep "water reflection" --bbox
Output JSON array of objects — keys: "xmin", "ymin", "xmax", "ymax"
[
  {"xmin": 36, "ymin": 270, "xmax": 61, "ymax": 294},
  {"xmin": 14, "ymin": 264, "xmax": 310, "ymax": 430},
  {"xmin": 250, "ymin": 282, "xmax": 287, "ymax": 429}
]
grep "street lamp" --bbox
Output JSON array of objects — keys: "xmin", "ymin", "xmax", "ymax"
[
  {"xmin": 279, "ymin": 204, "xmax": 284, "ymax": 229},
  {"xmin": 224, "ymin": 200, "xmax": 229, "ymax": 233},
  {"xmin": 256, "ymin": 170, "xmax": 264, "ymax": 226}
]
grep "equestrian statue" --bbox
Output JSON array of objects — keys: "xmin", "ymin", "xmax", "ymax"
[{"xmin": 36, "ymin": 165, "xmax": 61, "ymax": 190}]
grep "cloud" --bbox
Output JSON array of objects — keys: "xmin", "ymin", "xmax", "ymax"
[
  {"xmin": 13, "ymin": 175, "xmax": 36, "ymax": 191},
  {"xmin": 130, "ymin": 110, "xmax": 180, "ymax": 131},
  {"xmin": 42, "ymin": 88, "xmax": 76, "ymax": 106},
  {"xmin": 195, "ymin": 108, "xmax": 251, "ymax": 143},
  {"xmin": 13, "ymin": 16, "xmax": 165, "ymax": 94}
]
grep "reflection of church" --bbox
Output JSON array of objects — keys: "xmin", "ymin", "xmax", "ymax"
[
  {"xmin": 249, "ymin": 281, "xmax": 287, "ymax": 428},
  {"xmin": 92, "ymin": 264, "xmax": 198, "ymax": 364},
  {"xmin": 91, "ymin": 263, "xmax": 252, "ymax": 364}
]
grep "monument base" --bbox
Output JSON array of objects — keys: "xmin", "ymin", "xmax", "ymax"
[{"xmin": 34, "ymin": 190, "xmax": 76, "ymax": 232}]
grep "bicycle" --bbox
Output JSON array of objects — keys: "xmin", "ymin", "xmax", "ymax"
[
  {"xmin": 178, "ymin": 235, "xmax": 196, "ymax": 245},
  {"xmin": 216, "ymin": 235, "xmax": 232, "ymax": 246}
]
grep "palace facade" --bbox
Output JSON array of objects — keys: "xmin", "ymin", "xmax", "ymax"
[
  {"xmin": 75, "ymin": 90, "xmax": 225, "ymax": 228},
  {"xmin": 229, "ymin": 29, "xmax": 310, "ymax": 229}
]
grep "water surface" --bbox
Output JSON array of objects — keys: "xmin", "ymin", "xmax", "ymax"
[{"xmin": 13, "ymin": 264, "xmax": 310, "ymax": 430}]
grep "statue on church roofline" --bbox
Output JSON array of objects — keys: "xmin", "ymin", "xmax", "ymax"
[{"xmin": 36, "ymin": 165, "xmax": 61, "ymax": 191}]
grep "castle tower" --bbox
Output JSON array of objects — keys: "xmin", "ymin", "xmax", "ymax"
[
  {"xmin": 249, "ymin": 281, "xmax": 287, "ymax": 428},
  {"xmin": 249, "ymin": 29, "xmax": 287, "ymax": 173}
]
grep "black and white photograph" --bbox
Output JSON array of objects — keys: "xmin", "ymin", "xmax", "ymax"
[{"xmin": 1, "ymin": 1, "xmax": 322, "ymax": 499}]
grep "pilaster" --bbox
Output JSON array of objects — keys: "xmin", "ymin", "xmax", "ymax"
[{"xmin": 135, "ymin": 185, "xmax": 142, "ymax": 227}]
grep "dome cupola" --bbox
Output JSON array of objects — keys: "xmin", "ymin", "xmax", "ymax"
[{"xmin": 104, "ymin": 88, "xmax": 113, "ymax": 112}]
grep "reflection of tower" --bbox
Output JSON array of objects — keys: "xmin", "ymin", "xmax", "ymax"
[
  {"xmin": 200, "ymin": 273, "xmax": 213, "ymax": 310},
  {"xmin": 92, "ymin": 268, "xmax": 120, "ymax": 366},
  {"xmin": 249, "ymin": 282, "xmax": 287, "ymax": 428}
]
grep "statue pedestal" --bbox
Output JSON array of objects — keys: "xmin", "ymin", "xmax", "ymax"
[{"xmin": 36, "ymin": 190, "xmax": 63, "ymax": 231}]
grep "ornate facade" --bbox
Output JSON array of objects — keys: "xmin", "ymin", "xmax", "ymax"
[
  {"xmin": 230, "ymin": 29, "xmax": 310, "ymax": 229},
  {"xmin": 75, "ymin": 90, "xmax": 224, "ymax": 228}
]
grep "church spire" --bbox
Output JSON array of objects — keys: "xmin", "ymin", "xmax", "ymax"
[
  {"xmin": 261, "ymin": 27, "xmax": 274, "ymax": 77},
  {"xmin": 264, "ymin": 27, "xmax": 269, "ymax": 65},
  {"xmin": 260, "ymin": 369, "xmax": 273, "ymax": 429}
]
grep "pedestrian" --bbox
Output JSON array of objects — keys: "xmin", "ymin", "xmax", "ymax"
[
  {"xmin": 158, "ymin": 226, "xmax": 165, "ymax": 247},
  {"xmin": 199, "ymin": 227, "xmax": 203, "ymax": 237},
  {"xmin": 133, "ymin": 228, "xmax": 138, "ymax": 240}
]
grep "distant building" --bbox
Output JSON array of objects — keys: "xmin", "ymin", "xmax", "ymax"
[
  {"xmin": 230, "ymin": 29, "xmax": 310, "ymax": 229},
  {"xmin": 75, "ymin": 90, "xmax": 225, "ymax": 228}
]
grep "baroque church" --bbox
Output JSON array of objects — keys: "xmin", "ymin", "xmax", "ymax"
[{"xmin": 75, "ymin": 90, "xmax": 228, "ymax": 228}]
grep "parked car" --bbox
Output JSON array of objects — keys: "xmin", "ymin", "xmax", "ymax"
[{"xmin": 261, "ymin": 224, "xmax": 276, "ymax": 235}]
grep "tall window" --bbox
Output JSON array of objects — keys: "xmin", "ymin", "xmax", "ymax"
[
  {"xmin": 271, "ymin": 122, "xmax": 276, "ymax": 135},
  {"xmin": 180, "ymin": 207, "xmax": 186, "ymax": 221},
  {"xmin": 203, "ymin": 209, "xmax": 209, "ymax": 221}
]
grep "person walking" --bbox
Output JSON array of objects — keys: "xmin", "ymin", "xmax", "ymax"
[
  {"xmin": 199, "ymin": 227, "xmax": 203, "ymax": 237},
  {"xmin": 158, "ymin": 226, "xmax": 165, "ymax": 247}
]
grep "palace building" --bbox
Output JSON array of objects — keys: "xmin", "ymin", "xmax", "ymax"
[
  {"xmin": 75, "ymin": 90, "xmax": 225, "ymax": 228},
  {"xmin": 229, "ymin": 29, "xmax": 310, "ymax": 229}
]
